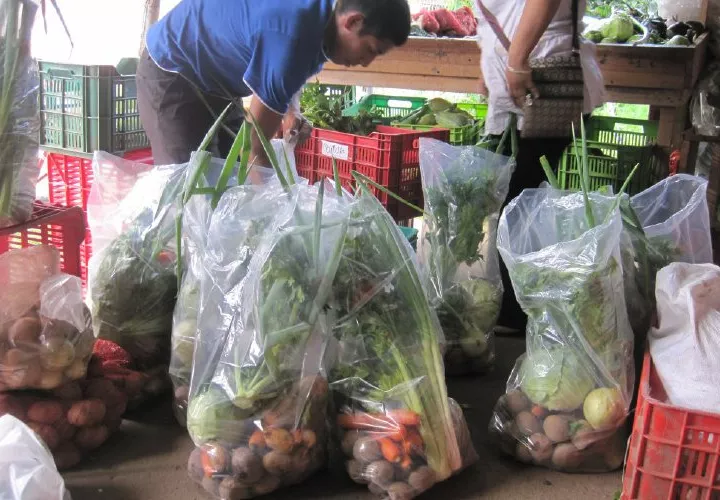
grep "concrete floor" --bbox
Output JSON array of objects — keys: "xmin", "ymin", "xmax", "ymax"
[{"xmin": 61, "ymin": 336, "xmax": 622, "ymax": 500}]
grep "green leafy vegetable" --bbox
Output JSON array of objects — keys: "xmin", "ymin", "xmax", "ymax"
[{"xmin": 520, "ymin": 348, "xmax": 595, "ymax": 411}]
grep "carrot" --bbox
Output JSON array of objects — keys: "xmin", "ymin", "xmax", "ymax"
[
  {"xmin": 387, "ymin": 409, "xmax": 421, "ymax": 427},
  {"xmin": 531, "ymin": 405, "xmax": 548, "ymax": 419},
  {"xmin": 379, "ymin": 437, "xmax": 402, "ymax": 463},
  {"xmin": 404, "ymin": 429, "xmax": 424, "ymax": 456},
  {"xmin": 337, "ymin": 412, "xmax": 400, "ymax": 432},
  {"xmin": 248, "ymin": 430, "xmax": 266, "ymax": 451},
  {"xmin": 399, "ymin": 455, "xmax": 413, "ymax": 473}
]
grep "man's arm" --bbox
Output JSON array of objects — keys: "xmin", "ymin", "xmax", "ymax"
[{"xmin": 246, "ymin": 95, "xmax": 283, "ymax": 168}]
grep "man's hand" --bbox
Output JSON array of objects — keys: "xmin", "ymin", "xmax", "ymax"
[
  {"xmin": 282, "ymin": 112, "xmax": 312, "ymax": 146},
  {"xmin": 248, "ymin": 95, "xmax": 283, "ymax": 168},
  {"xmin": 505, "ymin": 64, "xmax": 539, "ymax": 108}
]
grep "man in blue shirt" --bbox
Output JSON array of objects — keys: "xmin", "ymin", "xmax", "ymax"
[{"xmin": 137, "ymin": 0, "xmax": 411, "ymax": 166}]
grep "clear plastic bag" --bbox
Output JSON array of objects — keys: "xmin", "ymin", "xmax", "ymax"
[
  {"xmin": 0, "ymin": 415, "xmax": 71, "ymax": 500},
  {"xmin": 418, "ymin": 138, "xmax": 515, "ymax": 375},
  {"xmin": 0, "ymin": 0, "xmax": 40, "ymax": 229},
  {"xmin": 87, "ymin": 162, "xmax": 187, "ymax": 372},
  {"xmin": 0, "ymin": 370, "xmax": 128, "ymax": 471},
  {"xmin": 0, "ymin": 246, "xmax": 94, "ymax": 392},
  {"xmin": 650, "ymin": 263, "xmax": 720, "ymax": 413},
  {"xmin": 187, "ymin": 182, "xmax": 340, "ymax": 498},
  {"xmin": 489, "ymin": 189, "xmax": 634, "ymax": 472},
  {"xmin": 630, "ymin": 173, "xmax": 713, "ymax": 265},
  {"xmin": 330, "ymin": 193, "xmax": 477, "ymax": 498}
]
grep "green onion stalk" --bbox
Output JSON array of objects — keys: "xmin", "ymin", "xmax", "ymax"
[{"xmin": 0, "ymin": 0, "xmax": 39, "ymax": 228}]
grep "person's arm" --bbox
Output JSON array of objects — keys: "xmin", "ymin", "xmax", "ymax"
[
  {"xmin": 506, "ymin": 0, "xmax": 563, "ymax": 106},
  {"xmin": 247, "ymin": 96, "xmax": 283, "ymax": 168}
]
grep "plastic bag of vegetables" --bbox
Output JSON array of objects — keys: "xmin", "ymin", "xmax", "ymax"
[
  {"xmin": 186, "ymin": 177, "xmax": 342, "ymax": 499},
  {"xmin": 417, "ymin": 138, "xmax": 514, "ymax": 375},
  {"xmin": 330, "ymin": 190, "xmax": 478, "ymax": 498},
  {"xmin": 169, "ymin": 143, "xmax": 294, "ymax": 425},
  {"xmin": 489, "ymin": 188, "xmax": 634, "ymax": 472},
  {"xmin": 0, "ymin": 246, "xmax": 94, "ymax": 392},
  {"xmin": 87, "ymin": 162, "xmax": 187, "ymax": 374},
  {"xmin": 630, "ymin": 173, "xmax": 713, "ymax": 266},
  {"xmin": 0, "ymin": 0, "xmax": 40, "ymax": 229}
]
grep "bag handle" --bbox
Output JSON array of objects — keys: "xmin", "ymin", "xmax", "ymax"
[{"xmin": 475, "ymin": 0, "xmax": 580, "ymax": 54}]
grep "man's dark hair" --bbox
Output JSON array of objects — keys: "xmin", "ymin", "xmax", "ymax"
[{"xmin": 336, "ymin": 0, "xmax": 411, "ymax": 46}]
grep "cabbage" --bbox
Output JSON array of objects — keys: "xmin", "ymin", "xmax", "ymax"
[
  {"xmin": 599, "ymin": 14, "xmax": 634, "ymax": 43},
  {"xmin": 520, "ymin": 348, "xmax": 595, "ymax": 411},
  {"xmin": 187, "ymin": 388, "xmax": 241, "ymax": 443}
]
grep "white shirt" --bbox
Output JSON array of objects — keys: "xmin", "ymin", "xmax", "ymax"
[{"xmin": 474, "ymin": 0, "xmax": 606, "ymax": 135}]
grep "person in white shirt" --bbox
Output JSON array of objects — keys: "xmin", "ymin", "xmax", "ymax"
[{"xmin": 474, "ymin": 0, "xmax": 606, "ymax": 331}]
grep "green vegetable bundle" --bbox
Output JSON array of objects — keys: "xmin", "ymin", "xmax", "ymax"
[
  {"xmin": 417, "ymin": 139, "xmax": 514, "ymax": 375},
  {"xmin": 489, "ymin": 187, "xmax": 634, "ymax": 473},
  {"xmin": 0, "ymin": 0, "xmax": 39, "ymax": 228},
  {"xmin": 301, "ymin": 82, "xmax": 382, "ymax": 136}
]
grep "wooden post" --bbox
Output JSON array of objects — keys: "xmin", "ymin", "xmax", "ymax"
[{"xmin": 139, "ymin": 0, "xmax": 161, "ymax": 56}]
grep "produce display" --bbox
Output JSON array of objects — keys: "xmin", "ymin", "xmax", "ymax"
[
  {"xmin": 411, "ymin": 6, "xmax": 478, "ymax": 38},
  {"xmin": 88, "ymin": 164, "xmax": 187, "ymax": 373},
  {"xmin": 0, "ymin": 246, "xmax": 94, "ymax": 392},
  {"xmin": 584, "ymin": 6, "xmax": 705, "ymax": 46},
  {"xmin": 417, "ymin": 139, "xmax": 514, "ymax": 375},
  {"xmin": 489, "ymin": 186, "xmax": 634, "ymax": 472},
  {"xmin": 0, "ymin": 0, "xmax": 40, "ymax": 228},
  {"xmin": 301, "ymin": 82, "xmax": 383, "ymax": 136},
  {"xmin": 396, "ymin": 98, "xmax": 475, "ymax": 129},
  {"xmin": 0, "ymin": 362, "xmax": 128, "ymax": 470}
]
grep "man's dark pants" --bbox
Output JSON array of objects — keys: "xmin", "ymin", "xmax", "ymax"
[{"xmin": 136, "ymin": 51, "xmax": 242, "ymax": 165}]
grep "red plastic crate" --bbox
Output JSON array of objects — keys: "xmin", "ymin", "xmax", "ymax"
[
  {"xmin": 295, "ymin": 125, "xmax": 448, "ymax": 220},
  {"xmin": 46, "ymin": 147, "xmax": 154, "ymax": 212},
  {"xmin": 622, "ymin": 351, "xmax": 720, "ymax": 500},
  {"xmin": 0, "ymin": 202, "xmax": 85, "ymax": 278}
]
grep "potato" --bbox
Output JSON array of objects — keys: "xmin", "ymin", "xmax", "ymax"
[
  {"xmin": 64, "ymin": 359, "xmax": 87, "ymax": 380},
  {"xmin": 515, "ymin": 442, "xmax": 533, "ymax": 464},
  {"xmin": 218, "ymin": 477, "xmax": 252, "ymax": 500},
  {"xmin": 104, "ymin": 399, "xmax": 128, "ymax": 424},
  {"xmin": 53, "ymin": 442, "xmax": 82, "ymax": 470},
  {"xmin": 251, "ymin": 474, "xmax": 281, "ymax": 496},
  {"xmin": 262, "ymin": 450, "xmax": 293, "ymax": 475},
  {"xmin": 366, "ymin": 460, "xmax": 395, "ymax": 487},
  {"xmin": 341, "ymin": 430, "xmax": 362, "ymax": 456},
  {"xmin": 27, "ymin": 400, "xmax": 64, "ymax": 424},
  {"xmin": 248, "ymin": 430, "xmax": 266, "ymax": 452},
  {"xmin": 54, "ymin": 416, "xmax": 76, "ymax": 442},
  {"xmin": 41, "ymin": 337, "xmax": 75, "ymax": 371},
  {"xmin": 202, "ymin": 442, "xmax": 231, "ymax": 475},
  {"xmin": 231, "ymin": 447, "xmax": 264, "ymax": 484},
  {"xmin": 408, "ymin": 466, "xmax": 436, "ymax": 493},
  {"xmin": 201, "ymin": 476, "xmax": 221, "ymax": 497},
  {"xmin": 515, "ymin": 411, "xmax": 542, "ymax": 436},
  {"xmin": 67, "ymin": 399, "xmax": 107, "ymax": 427},
  {"xmin": 187, "ymin": 447, "xmax": 204, "ymax": 483},
  {"xmin": 3, "ymin": 348, "xmax": 32, "ymax": 366},
  {"xmin": 543, "ymin": 415, "xmax": 572, "ymax": 443},
  {"xmin": 52, "ymin": 381, "xmax": 83, "ymax": 400},
  {"xmin": 27, "ymin": 422, "xmax": 60, "ymax": 450},
  {"xmin": 5, "ymin": 363, "xmax": 42, "ymax": 389},
  {"xmin": 353, "ymin": 437, "xmax": 382, "ymax": 463},
  {"xmin": 529, "ymin": 433, "xmax": 553, "ymax": 464},
  {"xmin": 84, "ymin": 378, "xmax": 125, "ymax": 407},
  {"xmin": 506, "ymin": 390, "xmax": 531, "ymax": 416},
  {"xmin": 8, "ymin": 317, "xmax": 41, "ymax": 345},
  {"xmin": 571, "ymin": 420, "xmax": 596, "ymax": 451},
  {"xmin": 301, "ymin": 429, "xmax": 317, "ymax": 449},
  {"xmin": 0, "ymin": 393, "xmax": 26, "ymax": 419},
  {"xmin": 37, "ymin": 369, "xmax": 64, "ymax": 390},
  {"xmin": 369, "ymin": 482, "xmax": 387, "ymax": 496},
  {"xmin": 75, "ymin": 425, "xmax": 109, "ymax": 450},
  {"xmin": 264, "ymin": 427, "xmax": 294, "ymax": 453},
  {"xmin": 346, "ymin": 459, "xmax": 368, "ymax": 484},
  {"xmin": 387, "ymin": 482, "xmax": 414, "ymax": 500},
  {"xmin": 549, "ymin": 442, "xmax": 583, "ymax": 469},
  {"xmin": 41, "ymin": 319, "xmax": 78, "ymax": 340}
]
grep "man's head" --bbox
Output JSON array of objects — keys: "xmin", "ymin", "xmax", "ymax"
[{"xmin": 326, "ymin": 0, "xmax": 411, "ymax": 67}]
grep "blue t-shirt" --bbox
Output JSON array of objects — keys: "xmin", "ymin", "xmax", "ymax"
[{"xmin": 146, "ymin": 0, "xmax": 334, "ymax": 114}]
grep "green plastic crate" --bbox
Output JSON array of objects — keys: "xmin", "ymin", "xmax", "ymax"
[
  {"xmin": 456, "ymin": 102, "xmax": 489, "ymax": 121},
  {"xmin": 343, "ymin": 94, "xmax": 426, "ymax": 123},
  {"xmin": 390, "ymin": 121, "xmax": 479, "ymax": 145},
  {"xmin": 585, "ymin": 116, "xmax": 658, "ymax": 147},
  {"xmin": 559, "ymin": 140, "xmax": 663, "ymax": 196},
  {"xmin": 39, "ymin": 61, "xmax": 149, "ymax": 155}
]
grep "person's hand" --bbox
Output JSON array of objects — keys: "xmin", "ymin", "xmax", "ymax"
[
  {"xmin": 282, "ymin": 112, "xmax": 312, "ymax": 147},
  {"xmin": 505, "ymin": 64, "xmax": 539, "ymax": 108}
]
